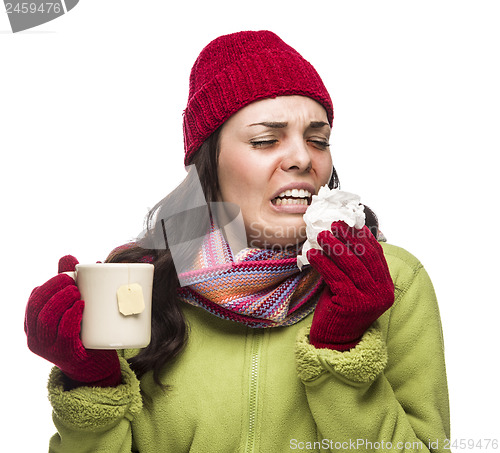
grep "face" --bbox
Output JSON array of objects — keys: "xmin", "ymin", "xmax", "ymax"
[{"xmin": 217, "ymin": 95, "xmax": 333, "ymax": 249}]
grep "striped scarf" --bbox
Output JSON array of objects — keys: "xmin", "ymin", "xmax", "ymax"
[{"xmin": 176, "ymin": 228, "xmax": 324, "ymax": 328}]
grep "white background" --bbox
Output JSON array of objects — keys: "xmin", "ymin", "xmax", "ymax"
[{"xmin": 1, "ymin": 1, "xmax": 499, "ymax": 451}]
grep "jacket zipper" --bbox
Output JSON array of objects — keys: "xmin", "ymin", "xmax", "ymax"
[{"xmin": 245, "ymin": 331, "xmax": 263, "ymax": 453}]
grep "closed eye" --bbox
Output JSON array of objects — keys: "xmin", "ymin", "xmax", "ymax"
[
  {"xmin": 308, "ymin": 140, "xmax": 330, "ymax": 150},
  {"xmin": 250, "ymin": 139, "xmax": 278, "ymax": 148}
]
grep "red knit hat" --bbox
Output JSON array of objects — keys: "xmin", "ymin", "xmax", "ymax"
[{"xmin": 183, "ymin": 30, "xmax": 334, "ymax": 165}]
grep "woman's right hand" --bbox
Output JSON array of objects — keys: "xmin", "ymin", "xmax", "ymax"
[{"xmin": 24, "ymin": 255, "xmax": 122, "ymax": 388}]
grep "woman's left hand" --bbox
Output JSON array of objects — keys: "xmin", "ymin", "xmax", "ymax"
[{"xmin": 306, "ymin": 221, "xmax": 394, "ymax": 351}]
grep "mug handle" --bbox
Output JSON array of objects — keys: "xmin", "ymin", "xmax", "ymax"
[{"xmin": 62, "ymin": 271, "xmax": 77, "ymax": 281}]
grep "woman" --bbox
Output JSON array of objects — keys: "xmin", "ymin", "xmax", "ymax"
[{"xmin": 25, "ymin": 30, "xmax": 451, "ymax": 452}]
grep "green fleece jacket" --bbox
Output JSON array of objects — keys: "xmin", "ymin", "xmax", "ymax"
[{"xmin": 47, "ymin": 243, "xmax": 451, "ymax": 452}]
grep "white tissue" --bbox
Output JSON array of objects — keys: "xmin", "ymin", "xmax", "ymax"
[{"xmin": 297, "ymin": 186, "xmax": 365, "ymax": 270}]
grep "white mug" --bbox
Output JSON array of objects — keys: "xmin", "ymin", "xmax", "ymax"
[{"xmin": 66, "ymin": 263, "xmax": 154, "ymax": 349}]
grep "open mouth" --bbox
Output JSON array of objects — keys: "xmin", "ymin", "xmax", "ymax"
[{"xmin": 271, "ymin": 189, "xmax": 312, "ymax": 206}]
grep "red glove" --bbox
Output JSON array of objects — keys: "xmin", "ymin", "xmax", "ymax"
[
  {"xmin": 25, "ymin": 255, "xmax": 122, "ymax": 388},
  {"xmin": 307, "ymin": 222, "xmax": 394, "ymax": 351}
]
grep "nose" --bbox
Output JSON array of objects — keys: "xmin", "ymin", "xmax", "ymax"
[{"xmin": 280, "ymin": 137, "xmax": 312, "ymax": 173}]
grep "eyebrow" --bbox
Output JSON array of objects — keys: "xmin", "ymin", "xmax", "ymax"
[
  {"xmin": 248, "ymin": 121, "xmax": 287, "ymax": 128},
  {"xmin": 309, "ymin": 121, "xmax": 329, "ymax": 129},
  {"xmin": 247, "ymin": 121, "xmax": 329, "ymax": 129}
]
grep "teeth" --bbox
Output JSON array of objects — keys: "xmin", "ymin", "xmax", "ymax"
[
  {"xmin": 276, "ymin": 198, "xmax": 308, "ymax": 206},
  {"xmin": 273, "ymin": 188, "xmax": 312, "ymax": 207},
  {"xmin": 276, "ymin": 189, "xmax": 311, "ymax": 199}
]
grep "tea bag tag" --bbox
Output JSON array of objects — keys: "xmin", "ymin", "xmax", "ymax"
[{"xmin": 116, "ymin": 283, "xmax": 145, "ymax": 316}]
